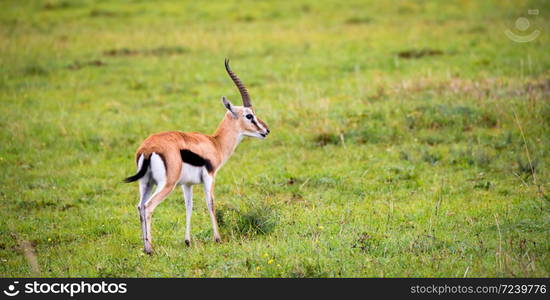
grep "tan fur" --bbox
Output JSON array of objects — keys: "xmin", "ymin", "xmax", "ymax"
[
  {"xmin": 132, "ymin": 105, "xmax": 269, "ymax": 253},
  {"xmin": 135, "ymin": 108, "xmax": 266, "ymax": 174},
  {"xmin": 130, "ymin": 60, "xmax": 270, "ymax": 254}
]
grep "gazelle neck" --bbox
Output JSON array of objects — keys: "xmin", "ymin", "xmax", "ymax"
[{"xmin": 212, "ymin": 113, "xmax": 243, "ymax": 165}]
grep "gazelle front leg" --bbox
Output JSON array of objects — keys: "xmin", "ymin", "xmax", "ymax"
[
  {"xmin": 182, "ymin": 184, "xmax": 193, "ymax": 246},
  {"xmin": 203, "ymin": 174, "xmax": 221, "ymax": 242}
]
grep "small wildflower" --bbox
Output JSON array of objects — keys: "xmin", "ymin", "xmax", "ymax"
[
  {"xmin": 48, "ymin": 238, "xmax": 52, "ymax": 242},
  {"xmin": 318, "ymin": 225, "xmax": 324, "ymax": 230},
  {"xmin": 268, "ymin": 259, "xmax": 274, "ymax": 264},
  {"xmin": 256, "ymin": 266, "xmax": 261, "ymax": 271},
  {"xmin": 262, "ymin": 253, "xmax": 269, "ymax": 258}
]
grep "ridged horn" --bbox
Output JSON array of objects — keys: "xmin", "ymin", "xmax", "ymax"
[{"xmin": 224, "ymin": 58, "xmax": 251, "ymax": 107}]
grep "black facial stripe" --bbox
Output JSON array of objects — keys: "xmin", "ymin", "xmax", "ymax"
[
  {"xmin": 257, "ymin": 119, "xmax": 269, "ymax": 130},
  {"xmin": 250, "ymin": 119, "xmax": 262, "ymax": 131},
  {"xmin": 180, "ymin": 149, "xmax": 213, "ymax": 172}
]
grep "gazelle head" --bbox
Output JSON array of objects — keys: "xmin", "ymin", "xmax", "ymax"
[{"xmin": 222, "ymin": 59, "xmax": 270, "ymax": 139}]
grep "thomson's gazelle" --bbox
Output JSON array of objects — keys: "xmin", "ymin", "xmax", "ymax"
[{"xmin": 124, "ymin": 59, "xmax": 270, "ymax": 254}]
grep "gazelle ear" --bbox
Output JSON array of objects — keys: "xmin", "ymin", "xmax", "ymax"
[{"xmin": 221, "ymin": 96, "xmax": 237, "ymax": 119}]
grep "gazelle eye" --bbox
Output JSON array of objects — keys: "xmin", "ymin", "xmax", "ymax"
[{"xmin": 245, "ymin": 114, "xmax": 253, "ymax": 120}]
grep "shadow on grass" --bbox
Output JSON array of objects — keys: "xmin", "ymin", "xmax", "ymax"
[{"xmin": 216, "ymin": 202, "xmax": 278, "ymax": 238}]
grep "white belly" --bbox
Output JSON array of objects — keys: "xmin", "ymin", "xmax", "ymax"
[{"xmin": 178, "ymin": 163, "xmax": 205, "ymax": 185}]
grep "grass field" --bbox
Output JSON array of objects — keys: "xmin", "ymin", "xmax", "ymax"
[{"xmin": 0, "ymin": 0, "xmax": 549, "ymax": 277}]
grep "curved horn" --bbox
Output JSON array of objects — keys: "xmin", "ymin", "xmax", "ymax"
[{"xmin": 224, "ymin": 58, "xmax": 251, "ymax": 107}]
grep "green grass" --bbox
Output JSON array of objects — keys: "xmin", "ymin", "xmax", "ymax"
[{"xmin": 0, "ymin": 0, "xmax": 549, "ymax": 277}]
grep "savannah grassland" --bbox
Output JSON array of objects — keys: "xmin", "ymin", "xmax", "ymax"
[{"xmin": 0, "ymin": 0, "xmax": 549, "ymax": 277}]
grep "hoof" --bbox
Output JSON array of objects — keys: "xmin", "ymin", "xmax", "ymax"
[
  {"xmin": 214, "ymin": 237, "xmax": 221, "ymax": 243},
  {"xmin": 144, "ymin": 245, "xmax": 153, "ymax": 255},
  {"xmin": 185, "ymin": 239, "xmax": 190, "ymax": 246}
]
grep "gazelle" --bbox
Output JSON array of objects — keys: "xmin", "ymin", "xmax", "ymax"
[{"xmin": 124, "ymin": 59, "xmax": 270, "ymax": 254}]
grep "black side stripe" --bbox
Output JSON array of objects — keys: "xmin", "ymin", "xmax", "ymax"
[{"xmin": 180, "ymin": 149, "xmax": 213, "ymax": 172}]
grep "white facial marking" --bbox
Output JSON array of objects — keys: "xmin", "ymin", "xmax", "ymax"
[{"xmin": 241, "ymin": 108, "xmax": 268, "ymax": 139}]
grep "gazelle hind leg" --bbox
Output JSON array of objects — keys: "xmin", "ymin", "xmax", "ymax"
[
  {"xmin": 135, "ymin": 155, "xmax": 153, "ymax": 247},
  {"xmin": 142, "ymin": 152, "xmax": 181, "ymax": 254},
  {"xmin": 143, "ymin": 183, "xmax": 174, "ymax": 254},
  {"xmin": 203, "ymin": 174, "xmax": 221, "ymax": 242},
  {"xmin": 138, "ymin": 177, "xmax": 153, "ymax": 246},
  {"xmin": 182, "ymin": 184, "xmax": 193, "ymax": 246}
]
